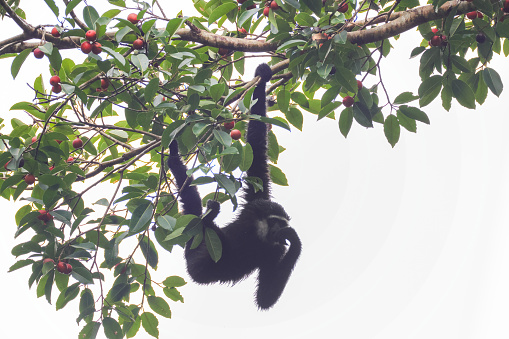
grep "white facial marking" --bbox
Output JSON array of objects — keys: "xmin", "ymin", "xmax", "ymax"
[{"xmin": 256, "ymin": 220, "xmax": 269, "ymax": 239}]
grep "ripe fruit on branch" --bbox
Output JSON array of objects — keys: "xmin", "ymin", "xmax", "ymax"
[
  {"xmin": 72, "ymin": 138, "xmax": 83, "ymax": 148},
  {"xmin": 92, "ymin": 42, "xmax": 102, "ymax": 54},
  {"xmin": 338, "ymin": 2, "xmax": 348, "ymax": 13},
  {"xmin": 230, "ymin": 129, "xmax": 242, "ymax": 140},
  {"xmin": 133, "ymin": 38, "xmax": 144, "ymax": 50},
  {"xmin": 476, "ymin": 33, "xmax": 486, "ymax": 44},
  {"xmin": 81, "ymin": 41, "xmax": 92, "ymax": 54},
  {"xmin": 237, "ymin": 0, "xmax": 246, "ymax": 3},
  {"xmin": 49, "ymin": 75, "xmax": 60, "ymax": 86},
  {"xmin": 100, "ymin": 78, "xmax": 109, "ymax": 89},
  {"xmin": 67, "ymin": 157, "xmax": 75, "ymax": 163},
  {"xmin": 263, "ymin": 6, "xmax": 270, "ymax": 16},
  {"xmin": 504, "ymin": 0, "xmax": 509, "ymax": 13},
  {"xmin": 238, "ymin": 27, "xmax": 247, "ymax": 34},
  {"xmin": 38, "ymin": 210, "xmax": 53, "ymax": 223},
  {"xmin": 51, "ymin": 27, "xmax": 60, "ymax": 38},
  {"xmin": 246, "ymin": 4, "xmax": 256, "ymax": 9},
  {"xmin": 431, "ymin": 27, "xmax": 439, "ymax": 34},
  {"xmin": 218, "ymin": 47, "xmax": 229, "ymax": 56},
  {"xmin": 33, "ymin": 48, "xmax": 44, "ymax": 59},
  {"xmin": 343, "ymin": 96, "xmax": 354, "ymax": 107},
  {"xmin": 85, "ymin": 30, "xmax": 97, "ymax": 41},
  {"xmin": 357, "ymin": 80, "xmax": 363, "ymax": 90},
  {"xmin": 31, "ymin": 136, "xmax": 37, "ymax": 143},
  {"xmin": 429, "ymin": 35, "xmax": 442, "ymax": 47},
  {"xmin": 127, "ymin": 13, "xmax": 139, "ymax": 24},
  {"xmin": 270, "ymin": 1, "xmax": 279, "ymax": 9},
  {"xmin": 223, "ymin": 121, "xmax": 235, "ymax": 130},
  {"xmin": 52, "ymin": 84, "xmax": 62, "ymax": 93},
  {"xmin": 43, "ymin": 258, "xmax": 54, "ymax": 265},
  {"xmin": 24, "ymin": 174, "xmax": 35, "ymax": 185},
  {"xmin": 57, "ymin": 262, "xmax": 72, "ymax": 274}
]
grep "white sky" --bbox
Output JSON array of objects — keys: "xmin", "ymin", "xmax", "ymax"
[{"xmin": 1, "ymin": 1, "xmax": 509, "ymax": 339}]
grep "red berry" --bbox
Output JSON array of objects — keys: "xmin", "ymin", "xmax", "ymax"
[
  {"xmin": 238, "ymin": 27, "xmax": 247, "ymax": 34},
  {"xmin": 67, "ymin": 156, "xmax": 75, "ymax": 163},
  {"xmin": 343, "ymin": 96, "xmax": 354, "ymax": 107},
  {"xmin": 57, "ymin": 261, "xmax": 67, "ymax": 274},
  {"xmin": 477, "ymin": 11, "xmax": 484, "ymax": 19},
  {"xmin": 338, "ymin": 2, "xmax": 348, "ymax": 13},
  {"xmin": 357, "ymin": 80, "xmax": 363, "ymax": 90},
  {"xmin": 133, "ymin": 38, "xmax": 144, "ymax": 50},
  {"xmin": 3, "ymin": 161, "xmax": 9, "ymax": 171},
  {"xmin": 91, "ymin": 42, "xmax": 102, "ymax": 54},
  {"xmin": 430, "ymin": 35, "xmax": 442, "ymax": 47},
  {"xmin": 24, "ymin": 174, "xmax": 36, "ymax": 185},
  {"xmin": 504, "ymin": 0, "xmax": 509, "ymax": 13},
  {"xmin": 31, "ymin": 136, "xmax": 37, "ymax": 143},
  {"xmin": 224, "ymin": 121, "xmax": 235, "ymax": 130},
  {"xmin": 49, "ymin": 165, "xmax": 55, "ymax": 171},
  {"xmin": 247, "ymin": 4, "xmax": 256, "ymax": 9},
  {"xmin": 238, "ymin": 0, "xmax": 246, "ymax": 3},
  {"xmin": 51, "ymin": 27, "xmax": 60, "ymax": 38},
  {"xmin": 43, "ymin": 258, "xmax": 54, "ymax": 265},
  {"xmin": 33, "ymin": 48, "xmax": 44, "ymax": 59},
  {"xmin": 230, "ymin": 129, "xmax": 242, "ymax": 140},
  {"xmin": 218, "ymin": 47, "xmax": 229, "ymax": 56},
  {"xmin": 38, "ymin": 210, "xmax": 53, "ymax": 223},
  {"xmin": 270, "ymin": 1, "xmax": 279, "ymax": 10},
  {"xmin": 52, "ymin": 84, "xmax": 62, "ymax": 93},
  {"xmin": 476, "ymin": 33, "xmax": 486, "ymax": 44},
  {"xmin": 263, "ymin": 7, "xmax": 270, "ymax": 16},
  {"xmin": 81, "ymin": 41, "xmax": 92, "ymax": 54},
  {"xmin": 49, "ymin": 75, "xmax": 60, "ymax": 86},
  {"xmin": 55, "ymin": 139, "xmax": 62, "ymax": 144},
  {"xmin": 127, "ymin": 13, "xmax": 139, "ymax": 24},
  {"xmin": 65, "ymin": 263, "xmax": 73, "ymax": 274},
  {"xmin": 72, "ymin": 138, "xmax": 83, "ymax": 148},
  {"xmin": 85, "ymin": 30, "xmax": 97, "ymax": 41},
  {"xmin": 101, "ymin": 78, "xmax": 109, "ymax": 89},
  {"xmin": 431, "ymin": 28, "xmax": 439, "ymax": 34},
  {"xmin": 466, "ymin": 11, "xmax": 477, "ymax": 19}
]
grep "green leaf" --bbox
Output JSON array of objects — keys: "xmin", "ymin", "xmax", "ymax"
[
  {"xmin": 276, "ymin": 39, "xmax": 307, "ymax": 53},
  {"xmin": 83, "ymin": 5, "xmax": 99, "ymax": 29},
  {"xmin": 334, "ymin": 66, "xmax": 357, "ymax": 93},
  {"xmin": 397, "ymin": 110, "xmax": 417, "ymax": 133},
  {"xmin": 162, "ymin": 276, "xmax": 186, "ymax": 288},
  {"xmin": 157, "ymin": 215, "xmax": 176, "ymax": 231},
  {"xmin": 145, "ymin": 78, "xmax": 160, "ymax": 104},
  {"xmin": 384, "ymin": 115, "xmax": 400, "ymax": 148},
  {"xmin": 79, "ymin": 322, "xmax": 100, "ymax": 339},
  {"xmin": 129, "ymin": 200, "xmax": 154, "ymax": 234},
  {"xmin": 418, "ymin": 75, "xmax": 442, "ymax": 107},
  {"xmin": 301, "ymin": 0, "xmax": 322, "ymax": 15},
  {"xmin": 398, "ymin": 105, "xmax": 430, "ymax": 124},
  {"xmin": 71, "ymin": 267, "xmax": 94, "ymax": 285},
  {"xmin": 140, "ymin": 237, "xmax": 158, "ymax": 269},
  {"xmin": 56, "ymin": 282, "xmax": 80, "ymax": 310},
  {"xmin": 208, "ymin": 3, "xmax": 237, "ymax": 25},
  {"xmin": 65, "ymin": 0, "xmax": 82, "ymax": 15},
  {"xmin": 147, "ymin": 296, "xmax": 172, "ymax": 318},
  {"xmin": 210, "ymin": 83, "xmax": 226, "ymax": 102},
  {"xmin": 269, "ymin": 165, "xmax": 288, "ymax": 186},
  {"xmin": 141, "ymin": 312, "xmax": 159, "ymax": 338},
  {"xmin": 103, "ymin": 317, "xmax": 123, "ymax": 339},
  {"xmin": 482, "ymin": 68, "xmax": 503, "ymax": 97},
  {"xmin": 131, "ymin": 54, "xmax": 149, "ymax": 74},
  {"xmin": 11, "ymin": 49, "xmax": 31, "ymax": 79},
  {"xmin": 393, "ymin": 92, "xmax": 419, "ymax": 105},
  {"xmin": 44, "ymin": 0, "xmax": 59, "ymax": 17},
  {"xmin": 213, "ymin": 129, "xmax": 232, "ymax": 147},
  {"xmin": 8, "ymin": 259, "xmax": 35, "ymax": 272},
  {"xmin": 239, "ymin": 143, "xmax": 253, "ymax": 172},
  {"xmin": 285, "ymin": 107, "xmax": 303, "ymax": 131},
  {"xmin": 451, "ymin": 79, "xmax": 476, "ymax": 109},
  {"xmin": 338, "ymin": 107, "xmax": 353, "ymax": 138},
  {"xmin": 205, "ymin": 228, "xmax": 222, "ymax": 262}
]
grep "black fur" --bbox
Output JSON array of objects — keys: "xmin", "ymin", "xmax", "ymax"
[{"xmin": 167, "ymin": 63, "xmax": 301, "ymax": 309}]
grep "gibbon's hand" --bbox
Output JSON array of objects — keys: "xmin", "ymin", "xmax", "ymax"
[
  {"xmin": 202, "ymin": 199, "xmax": 220, "ymax": 222},
  {"xmin": 274, "ymin": 227, "xmax": 300, "ymax": 246}
]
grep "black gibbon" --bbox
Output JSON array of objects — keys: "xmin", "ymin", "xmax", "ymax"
[{"xmin": 167, "ymin": 63, "xmax": 301, "ymax": 309}]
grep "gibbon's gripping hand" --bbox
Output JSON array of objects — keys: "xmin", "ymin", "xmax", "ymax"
[
  {"xmin": 274, "ymin": 227, "xmax": 301, "ymax": 247},
  {"xmin": 255, "ymin": 63, "xmax": 272, "ymax": 83},
  {"xmin": 202, "ymin": 199, "xmax": 220, "ymax": 223}
]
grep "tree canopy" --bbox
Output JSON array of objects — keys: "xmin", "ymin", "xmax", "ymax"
[{"xmin": 1, "ymin": 0, "xmax": 507, "ymax": 338}]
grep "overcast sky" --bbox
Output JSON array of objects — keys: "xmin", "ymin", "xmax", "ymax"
[{"xmin": 1, "ymin": 2, "xmax": 509, "ymax": 339}]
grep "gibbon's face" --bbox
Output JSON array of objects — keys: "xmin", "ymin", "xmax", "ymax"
[{"xmin": 256, "ymin": 215, "xmax": 290, "ymax": 245}]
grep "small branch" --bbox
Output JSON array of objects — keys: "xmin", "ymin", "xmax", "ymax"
[
  {"xmin": 0, "ymin": 0, "xmax": 34, "ymax": 33},
  {"xmin": 62, "ymin": 0, "xmax": 89, "ymax": 31}
]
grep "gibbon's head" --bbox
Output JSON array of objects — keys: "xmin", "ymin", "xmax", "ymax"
[
  {"xmin": 255, "ymin": 63, "xmax": 272, "ymax": 83},
  {"xmin": 247, "ymin": 200, "xmax": 291, "ymax": 244}
]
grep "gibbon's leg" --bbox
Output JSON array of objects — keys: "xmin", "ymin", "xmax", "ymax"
[
  {"xmin": 244, "ymin": 63, "xmax": 273, "ymax": 201},
  {"xmin": 255, "ymin": 227, "xmax": 302, "ymax": 309}
]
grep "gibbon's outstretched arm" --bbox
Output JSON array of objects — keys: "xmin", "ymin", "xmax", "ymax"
[{"xmin": 244, "ymin": 63, "xmax": 273, "ymax": 202}]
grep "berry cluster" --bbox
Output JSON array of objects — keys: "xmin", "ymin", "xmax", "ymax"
[
  {"xmin": 50, "ymin": 75, "xmax": 62, "ymax": 93},
  {"xmin": 81, "ymin": 30, "xmax": 102, "ymax": 55}
]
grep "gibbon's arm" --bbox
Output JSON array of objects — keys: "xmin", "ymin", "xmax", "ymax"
[
  {"xmin": 167, "ymin": 141, "xmax": 203, "ymax": 217},
  {"xmin": 256, "ymin": 227, "xmax": 302, "ymax": 309},
  {"xmin": 244, "ymin": 63, "xmax": 273, "ymax": 202}
]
